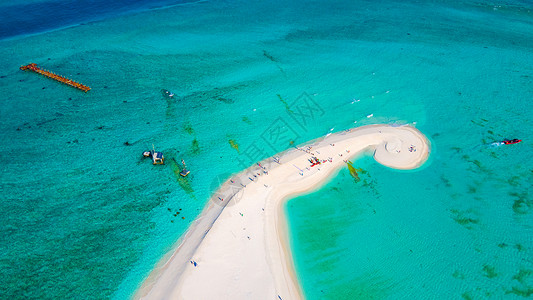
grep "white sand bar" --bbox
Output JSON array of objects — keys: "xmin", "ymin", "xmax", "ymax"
[{"xmin": 135, "ymin": 124, "xmax": 430, "ymax": 300}]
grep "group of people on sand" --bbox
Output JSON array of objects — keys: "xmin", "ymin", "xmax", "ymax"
[
  {"xmin": 308, "ymin": 156, "xmax": 321, "ymax": 167},
  {"xmin": 295, "ymin": 145, "xmax": 315, "ymax": 155},
  {"xmin": 223, "ymin": 162, "xmax": 273, "ymax": 197},
  {"xmin": 248, "ymin": 164, "xmax": 269, "ymax": 182}
]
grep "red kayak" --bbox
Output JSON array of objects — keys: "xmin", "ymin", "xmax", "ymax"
[{"xmin": 502, "ymin": 139, "xmax": 522, "ymax": 145}]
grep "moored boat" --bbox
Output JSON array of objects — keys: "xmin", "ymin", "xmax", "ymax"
[
  {"xmin": 143, "ymin": 145, "xmax": 164, "ymax": 165},
  {"xmin": 502, "ymin": 139, "xmax": 522, "ymax": 145},
  {"xmin": 180, "ymin": 159, "xmax": 190, "ymax": 177}
]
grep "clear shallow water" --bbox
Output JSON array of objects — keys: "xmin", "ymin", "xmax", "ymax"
[{"xmin": 0, "ymin": 0, "xmax": 531, "ymax": 299}]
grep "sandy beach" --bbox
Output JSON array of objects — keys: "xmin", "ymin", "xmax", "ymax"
[{"xmin": 135, "ymin": 124, "xmax": 430, "ymax": 300}]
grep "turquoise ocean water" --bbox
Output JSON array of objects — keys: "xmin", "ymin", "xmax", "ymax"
[{"xmin": 0, "ymin": 0, "xmax": 531, "ymax": 299}]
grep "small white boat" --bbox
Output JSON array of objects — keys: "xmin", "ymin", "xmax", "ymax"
[{"xmin": 161, "ymin": 89, "xmax": 174, "ymax": 98}]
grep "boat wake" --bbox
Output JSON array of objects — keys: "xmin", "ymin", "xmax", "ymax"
[{"xmin": 487, "ymin": 142, "xmax": 504, "ymax": 147}]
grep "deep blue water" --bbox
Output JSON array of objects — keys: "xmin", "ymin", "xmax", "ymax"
[{"xmin": 0, "ymin": 0, "xmax": 196, "ymax": 40}]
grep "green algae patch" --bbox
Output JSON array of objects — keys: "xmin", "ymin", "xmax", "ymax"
[
  {"xmin": 506, "ymin": 287, "xmax": 533, "ymax": 297},
  {"xmin": 450, "ymin": 146, "xmax": 462, "ymax": 153},
  {"xmin": 450, "ymin": 209, "xmax": 479, "ymax": 229},
  {"xmin": 228, "ymin": 139, "xmax": 240, "ymax": 153},
  {"xmin": 509, "ymin": 265, "xmax": 533, "ymax": 297},
  {"xmin": 510, "ymin": 191, "xmax": 531, "ymax": 215},
  {"xmin": 508, "ymin": 175, "xmax": 521, "ymax": 187},
  {"xmin": 461, "ymin": 291, "xmax": 473, "ymax": 300},
  {"xmin": 498, "ymin": 243, "xmax": 508, "ymax": 249},
  {"xmin": 467, "ymin": 185, "xmax": 477, "ymax": 194},
  {"xmin": 189, "ymin": 138, "xmax": 201, "ymax": 155},
  {"xmin": 263, "ymin": 50, "xmax": 278, "ymax": 63},
  {"xmin": 454, "ymin": 216, "xmax": 479, "ymax": 226},
  {"xmin": 183, "ymin": 122, "xmax": 194, "ymax": 135},
  {"xmin": 453, "ymin": 270, "xmax": 465, "ymax": 279},
  {"xmin": 180, "ymin": 84, "xmax": 248, "ymax": 105},
  {"xmin": 242, "ymin": 116, "xmax": 252, "ymax": 125},
  {"xmin": 483, "ymin": 264, "xmax": 498, "ymax": 278},
  {"xmin": 277, "ymin": 94, "xmax": 293, "ymax": 113},
  {"xmin": 346, "ymin": 160, "xmax": 364, "ymax": 183},
  {"xmin": 440, "ymin": 175, "xmax": 452, "ymax": 187},
  {"xmin": 513, "ymin": 269, "xmax": 533, "ymax": 285}
]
